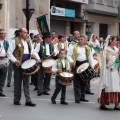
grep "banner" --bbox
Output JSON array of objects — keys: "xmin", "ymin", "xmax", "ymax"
[{"xmin": 36, "ymin": 15, "xmax": 49, "ymax": 35}]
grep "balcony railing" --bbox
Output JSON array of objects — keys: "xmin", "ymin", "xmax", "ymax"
[{"xmin": 63, "ymin": 0, "xmax": 88, "ymax": 4}]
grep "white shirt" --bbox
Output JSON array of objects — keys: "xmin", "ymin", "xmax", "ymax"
[
  {"xmin": 7, "ymin": 39, "xmax": 31, "ymax": 63},
  {"xmin": 52, "ymin": 59, "xmax": 70, "ymax": 73},
  {"xmin": 67, "ymin": 45, "xmax": 87, "ymax": 63},
  {"xmin": 0, "ymin": 40, "xmax": 6, "ymax": 57},
  {"xmin": 55, "ymin": 42, "xmax": 68, "ymax": 55},
  {"xmin": 45, "ymin": 43, "xmax": 50, "ymax": 56},
  {"xmin": 34, "ymin": 42, "xmax": 56, "ymax": 60}
]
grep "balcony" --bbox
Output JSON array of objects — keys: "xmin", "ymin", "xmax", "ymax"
[
  {"xmin": 85, "ymin": 2, "xmax": 118, "ymax": 16},
  {"xmin": 63, "ymin": 0, "xmax": 88, "ymax": 4}
]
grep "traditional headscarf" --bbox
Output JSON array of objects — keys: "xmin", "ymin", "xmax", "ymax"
[
  {"xmin": 98, "ymin": 35, "xmax": 111, "ymax": 97},
  {"xmin": 88, "ymin": 34, "xmax": 100, "ymax": 48}
]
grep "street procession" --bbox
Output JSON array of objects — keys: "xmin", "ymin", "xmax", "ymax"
[{"xmin": 0, "ymin": 0, "xmax": 120, "ymax": 120}]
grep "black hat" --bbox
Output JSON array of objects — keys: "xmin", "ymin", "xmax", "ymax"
[
  {"xmin": 58, "ymin": 34, "xmax": 65, "ymax": 39},
  {"xmin": 43, "ymin": 32, "xmax": 51, "ymax": 37}
]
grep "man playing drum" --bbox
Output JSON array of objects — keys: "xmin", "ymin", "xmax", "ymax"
[
  {"xmin": 67, "ymin": 35, "xmax": 94, "ymax": 103},
  {"xmin": 51, "ymin": 49, "xmax": 70, "ymax": 105},
  {"xmin": 0, "ymin": 29, "xmax": 9, "ymax": 97},
  {"xmin": 34, "ymin": 32, "xmax": 56, "ymax": 96},
  {"xmin": 7, "ymin": 28, "xmax": 36, "ymax": 107}
]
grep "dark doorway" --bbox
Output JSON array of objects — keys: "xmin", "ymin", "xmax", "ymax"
[
  {"xmin": 99, "ymin": 24, "xmax": 108, "ymax": 39},
  {"xmin": 71, "ymin": 22, "xmax": 74, "ymax": 34}
]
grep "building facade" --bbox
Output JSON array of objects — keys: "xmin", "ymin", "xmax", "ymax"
[
  {"xmin": 0, "ymin": 0, "xmax": 119, "ymax": 39},
  {"xmin": 85, "ymin": 0, "xmax": 119, "ymax": 39},
  {"xmin": 50, "ymin": 0, "xmax": 88, "ymax": 36},
  {"xmin": 0, "ymin": 0, "xmax": 50, "ymax": 39}
]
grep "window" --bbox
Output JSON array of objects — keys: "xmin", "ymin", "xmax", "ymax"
[
  {"xmin": 107, "ymin": 0, "xmax": 113, "ymax": 7},
  {"xmin": 86, "ymin": 23, "xmax": 93, "ymax": 40}
]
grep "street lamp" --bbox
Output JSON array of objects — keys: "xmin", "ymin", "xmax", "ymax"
[
  {"xmin": 22, "ymin": 0, "xmax": 34, "ymax": 33},
  {"xmin": 0, "ymin": 0, "xmax": 3, "ymax": 9}
]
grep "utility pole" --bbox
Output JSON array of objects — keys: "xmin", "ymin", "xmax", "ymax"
[{"xmin": 26, "ymin": 0, "xmax": 29, "ymax": 33}]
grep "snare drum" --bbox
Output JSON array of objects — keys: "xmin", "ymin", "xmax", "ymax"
[
  {"xmin": 42, "ymin": 59, "xmax": 55, "ymax": 73},
  {"xmin": 0, "ymin": 58, "xmax": 9, "ymax": 68},
  {"xmin": 59, "ymin": 72, "xmax": 73, "ymax": 86},
  {"xmin": 76, "ymin": 63, "xmax": 96, "ymax": 81},
  {"xmin": 21, "ymin": 59, "xmax": 39, "ymax": 75}
]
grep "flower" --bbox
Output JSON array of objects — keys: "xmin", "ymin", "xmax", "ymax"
[{"xmin": 18, "ymin": 44, "xmax": 21, "ymax": 47}]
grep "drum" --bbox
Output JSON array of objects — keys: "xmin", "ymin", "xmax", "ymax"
[
  {"xmin": 59, "ymin": 72, "xmax": 73, "ymax": 86},
  {"xmin": 0, "ymin": 58, "xmax": 9, "ymax": 68},
  {"xmin": 92, "ymin": 58, "xmax": 100, "ymax": 73},
  {"xmin": 76, "ymin": 63, "xmax": 96, "ymax": 80},
  {"xmin": 21, "ymin": 59, "xmax": 39, "ymax": 75},
  {"xmin": 42, "ymin": 59, "xmax": 55, "ymax": 73}
]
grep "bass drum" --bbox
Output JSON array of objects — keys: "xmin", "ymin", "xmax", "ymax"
[
  {"xmin": 21, "ymin": 59, "xmax": 39, "ymax": 75},
  {"xmin": 76, "ymin": 63, "xmax": 96, "ymax": 81}
]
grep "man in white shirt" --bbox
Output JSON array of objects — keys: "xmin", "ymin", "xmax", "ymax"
[
  {"xmin": 67, "ymin": 35, "xmax": 93, "ymax": 103},
  {"xmin": 0, "ymin": 29, "xmax": 9, "ymax": 97},
  {"xmin": 7, "ymin": 28, "xmax": 36, "ymax": 107},
  {"xmin": 34, "ymin": 32, "xmax": 56, "ymax": 96},
  {"xmin": 55, "ymin": 34, "xmax": 68, "ymax": 56}
]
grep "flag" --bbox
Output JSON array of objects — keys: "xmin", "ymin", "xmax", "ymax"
[
  {"xmin": 36, "ymin": 15, "xmax": 49, "ymax": 36},
  {"xmin": 118, "ymin": 6, "xmax": 120, "ymax": 20}
]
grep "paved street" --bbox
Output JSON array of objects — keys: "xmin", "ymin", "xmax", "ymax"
[{"xmin": 0, "ymin": 77, "xmax": 120, "ymax": 120}]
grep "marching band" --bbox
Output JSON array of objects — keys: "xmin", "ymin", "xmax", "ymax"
[{"xmin": 0, "ymin": 28, "xmax": 120, "ymax": 110}]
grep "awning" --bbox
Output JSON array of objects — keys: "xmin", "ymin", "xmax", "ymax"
[{"xmin": 50, "ymin": 15, "xmax": 88, "ymax": 23}]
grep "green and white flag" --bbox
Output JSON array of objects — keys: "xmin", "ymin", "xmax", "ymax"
[{"xmin": 36, "ymin": 15, "xmax": 49, "ymax": 36}]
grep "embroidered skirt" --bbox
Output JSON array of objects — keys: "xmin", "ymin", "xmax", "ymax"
[{"xmin": 98, "ymin": 89, "xmax": 120, "ymax": 105}]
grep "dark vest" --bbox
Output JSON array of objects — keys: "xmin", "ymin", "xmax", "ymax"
[{"xmin": 38, "ymin": 41, "xmax": 54, "ymax": 60}]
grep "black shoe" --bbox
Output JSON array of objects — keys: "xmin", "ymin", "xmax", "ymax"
[
  {"xmin": 80, "ymin": 99, "xmax": 89, "ymax": 102},
  {"xmin": 14, "ymin": 101, "xmax": 21, "ymax": 105},
  {"xmin": 114, "ymin": 107, "xmax": 120, "ymax": 110},
  {"xmin": 75, "ymin": 100, "xmax": 80, "ymax": 103},
  {"xmin": 34, "ymin": 86, "xmax": 38, "ymax": 91},
  {"xmin": 86, "ymin": 91, "xmax": 94, "ymax": 95},
  {"xmin": 43, "ymin": 91, "xmax": 50, "ymax": 95},
  {"xmin": 47, "ymin": 88, "xmax": 50, "ymax": 91},
  {"xmin": 60, "ymin": 101, "xmax": 68, "ymax": 105},
  {"xmin": 7, "ymin": 83, "xmax": 10, "ymax": 87},
  {"xmin": 30, "ymin": 83, "xmax": 33, "ymax": 85},
  {"xmin": 100, "ymin": 105, "xmax": 108, "ymax": 110},
  {"xmin": 0, "ymin": 93, "xmax": 5, "ymax": 97},
  {"xmin": 51, "ymin": 98, "xmax": 56, "ymax": 104},
  {"xmin": 37, "ymin": 92, "xmax": 43, "ymax": 96},
  {"xmin": 25, "ymin": 102, "xmax": 36, "ymax": 107}
]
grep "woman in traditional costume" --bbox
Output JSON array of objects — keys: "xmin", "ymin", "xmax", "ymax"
[
  {"xmin": 88, "ymin": 34, "xmax": 100, "ymax": 52},
  {"xmin": 98, "ymin": 35, "xmax": 120, "ymax": 110}
]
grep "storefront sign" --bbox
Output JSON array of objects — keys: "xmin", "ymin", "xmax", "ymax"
[
  {"xmin": 65, "ymin": 9, "xmax": 75, "ymax": 18},
  {"xmin": 51, "ymin": 6, "xmax": 75, "ymax": 18}
]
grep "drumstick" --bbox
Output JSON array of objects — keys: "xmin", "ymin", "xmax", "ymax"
[
  {"xmin": 62, "ymin": 72, "xmax": 65, "ymax": 76},
  {"xmin": 46, "ymin": 53, "xmax": 54, "ymax": 59}
]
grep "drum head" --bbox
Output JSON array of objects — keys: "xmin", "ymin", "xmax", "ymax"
[
  {"xmin": 77, "ymin": 63, "xmax": 89, "ymax": 73},
  {"xmin": 21, "ymin": 59, "xmax": 36, "ymax": 69},
  {"xmin": 42, "ymin": 59, "xmax": 55, "ymax": 67},
  {"xmin": 60, "ymin": 72, "xmax": 73, "ymax": 77}
]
